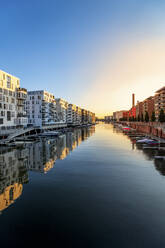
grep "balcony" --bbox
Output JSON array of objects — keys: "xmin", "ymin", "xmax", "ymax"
[
  {"xmin": 17, "ymin": 100, "xmax": 25, "ymax": 106},
  {"xmin": 17, "ymin": 113, "xmax": 27, "ymax": 118},
  {"xmin": 17, "ymin": 88, "xmax": 27, "ymax": 93}
]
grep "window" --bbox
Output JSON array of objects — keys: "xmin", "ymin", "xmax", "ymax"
[
  {"xmin": 0, "ymin": 118, "xmax": 3, "ymax": 124},
  {"xmin": 7, "ymin": 81, "xmax": 11, "ymax": 88},
  {"xmin": 7, "ymin": 111, "xmax": 11, "ymax": 121},
  {"xmin": 4, "ymin": 89, "xmax": 8, "ymax": 95}
]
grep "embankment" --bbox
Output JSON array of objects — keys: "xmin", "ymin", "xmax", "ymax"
[{"xmin": 119, "ymin": 122, "xmax": 165, "ymax": 139}]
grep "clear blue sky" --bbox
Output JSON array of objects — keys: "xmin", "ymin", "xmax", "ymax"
[{"xmin": 1, "ymin": 0, "xmax": 165, "ymax": 116}]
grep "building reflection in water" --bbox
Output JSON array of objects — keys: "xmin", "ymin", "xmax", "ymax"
[
  {"xmin": 128, "ymin": 134, "xmax": 165, "ymax": 176},
  {"xmin": 0, "ymin": 126, "xmax": 95, "ymax": 213},
  {"xmin": 0, "ymin": 148, "xmax": 28, "ymax": 213},
  {"xmin": 112, "ymin": 124, "xmax": 165, "ymax": 177}
]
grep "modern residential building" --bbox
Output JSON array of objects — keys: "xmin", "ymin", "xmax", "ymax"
[
  {"xmin": 154, "ymin": 87, "xmax": 165, "ymax": 120},
  {"xmin": 67, "ymin": 104, "xmax": 77, "ymax": 125},
  {"xmin": 56, "ymin": 98, "xmax": 68, "ymax": 123},
  {"xmin": 0, "ymin": 70, "xmax": 28, "ymax": 129},
  {"xmin": 81, "ymin": 109, "xmax": 88, "ymax": 124},
  {"xmin": 88, "ymin": 111, "xmax": 95, "ymax": 124},
  {"xmin": 26, "ymin": 90, "xmax": 56, "ymax": 127},
  {"xmin": 76, "ymin": 106, "xmax": 82, "ymax": 125},
  {"xmin": 142, "ymin": 96, "xmax": 154, "ymax": 120}
]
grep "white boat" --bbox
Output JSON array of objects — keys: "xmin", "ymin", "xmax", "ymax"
[{"xmin": 137, "ymin": 138, "xmax": 154, "ymax": 144}]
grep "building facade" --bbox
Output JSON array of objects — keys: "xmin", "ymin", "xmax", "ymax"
[
  {"xmin": 67, "ymin": 104, "xmax": 77, "ymax": 125},
  {"xmin": 56, "ymin": 98, "xmax": 68, "ymax": 123},
  {"xmin": 154, "ymin": 87, "xmax": 165, "ymax": 120},
  {"xmin": 142, "ymin": 96, "xmax": 154, "ymax": 120},
  {"xmin": 136, "ymin": 101, "xmax": 143, "ymax": 119},
  {"xmin": 26, "ymin": 90, "xmax": 56, "ymax": 127},
  {"xmin": 0, "ymin": 70, "xmax": 27, "ymax": 129}
]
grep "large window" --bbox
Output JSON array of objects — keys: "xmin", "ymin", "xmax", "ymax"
[
  {"xmin": 7, "ymin": 81, "xmax": 11, "ymax": 88},
  {"xmin": 6, "ymin": 76, "xmax": 11, "ymax": 89},
  {"xmin": 0, "ymin": 118, "xmax": 3, "ymax": 124},
  {"xmin": 7, "ymin": 111, "xmax": 11, "ymax": 121}
]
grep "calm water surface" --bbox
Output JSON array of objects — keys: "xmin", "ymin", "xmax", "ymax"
[{"xmin": 1, "ymin": 123, "xmax": 165, "ymax": 247}]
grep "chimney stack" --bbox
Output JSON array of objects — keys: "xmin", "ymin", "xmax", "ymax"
[{"xmin": 132, "ymin": 93, "xmax": 135, "ymax": 107}]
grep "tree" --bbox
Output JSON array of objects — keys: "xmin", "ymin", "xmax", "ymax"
[
  {"xmin": 151, "ymin": 111, "xmax": 156, "ymax": 122},
  {"xmin": 145, "ymin": 111, "xmax": 149, "ymax": 122},
  {"xmin": 137, "ymin": 114, "xmax": 140, "ymax": 122},
  {"xmin": 141, "ymin": 113, "xmax": 144, "ymax": 122},
  {"xmin": 159, "ymin": 109, "xmax": 165, "ymax": 123}
]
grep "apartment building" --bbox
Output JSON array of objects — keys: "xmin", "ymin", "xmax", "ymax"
[
  {"xmin": 88, "ymin": 111, "xmax": 95, "ymax": 124},
  {"xmin": 67, "ymin": 104, "xmax": 77, "ymax": 125},
  {"xmin": 76, "ymin": 106, "xmax": 82, "ymax": 125},
  {"xmin": 56, "ymin": 98, "xmax": 68, "ymax": 123},
  {"xmin": 0, "ymin": 70, "xmax": 27, "ymax": 129},
  {"xmin": 81, "ymin": 109, "xmax": 88, "ymax": 124},
  {"xmin": 26, "ymin": 90, "xmax": 56, "ymax": 127},
  {"xmin": 142, "ymin": 96, "xmax": 154, "ymax": 120},
  {"xmin": 136, "ymin": 101, "xmax": 143, "ymax": 119},
  {"xmin": 154, "ymin": 87, "xmax": 165, "ymax": 120}
]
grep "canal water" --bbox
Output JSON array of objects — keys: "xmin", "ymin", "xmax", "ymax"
[{"xmin": 1, "ymin": 123, "xmax": 165, "ymax": 247}]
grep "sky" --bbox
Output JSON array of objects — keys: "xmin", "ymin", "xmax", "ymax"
[{"xmin": 1, "ymin": 0, "xmax": 165, "ymax": 117}]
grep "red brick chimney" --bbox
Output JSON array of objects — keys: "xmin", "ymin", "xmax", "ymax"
[{"xmin": 132, "ymin": 93, "xmax": 135, "ymax": 107}]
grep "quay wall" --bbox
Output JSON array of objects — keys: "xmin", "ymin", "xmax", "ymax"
[{"xmin": 118, "ymin": 121, "xmax": 165, "ymax": 139}]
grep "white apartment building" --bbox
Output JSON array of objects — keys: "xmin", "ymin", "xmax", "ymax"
[
  {"xmin": 67, "ymin": 104, "xmax": 77, "ymax": 125},
  {"xmin": 56, "ymin": 98, "xmax": 68, "ymax": 123},
  {"xmin": 26, "ymin": 90, "xmax": 56, "ymax": 127},
  {"xmin": 76, "ymin": 106, "xmax": 82, "ymax": 125},
  {"xmin": 0, "ymin": 70, "xmax": 27, "ymax": 129}
]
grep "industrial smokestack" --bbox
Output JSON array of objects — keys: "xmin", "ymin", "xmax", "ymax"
[{"xmin": 132, "ymin": 93, "xmax": 135, "ymax": 107}]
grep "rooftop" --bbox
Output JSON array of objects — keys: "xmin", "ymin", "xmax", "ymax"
[{"xmin": 155, "ymin": 86, "xmax": 165, "ymax": 93}]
